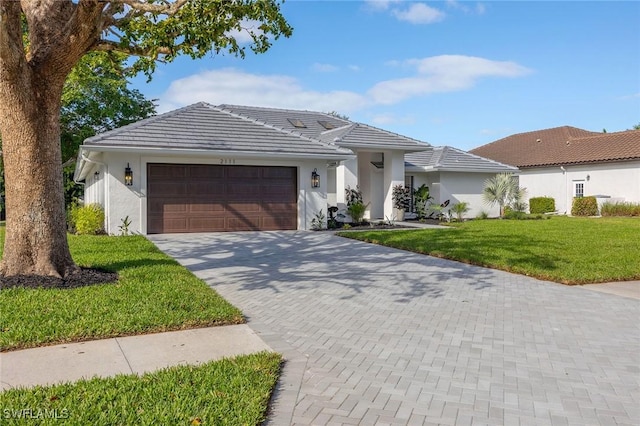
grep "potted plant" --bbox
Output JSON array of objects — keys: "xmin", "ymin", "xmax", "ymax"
[{"xmin": 392, "ymin": 184, "xmax": 409, "ymax": 221}]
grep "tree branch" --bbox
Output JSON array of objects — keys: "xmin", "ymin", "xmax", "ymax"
[
  {"xmin": 112, "ymin": 0, "xmax": 188, "ymax": 16},
  {"xmin": 0, "ymin": 1, "xmax": 26, "ymax": 73}
]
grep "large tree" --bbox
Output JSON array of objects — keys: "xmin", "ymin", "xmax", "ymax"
[{"xmin": 0, "ymin": 0, "xmax": 292, "ymax": 277}]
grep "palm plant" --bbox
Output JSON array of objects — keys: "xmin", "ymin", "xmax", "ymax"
[
  {"xmin": 482, "ymin": 173, "xmax": 527, "ymax": 218},
  {"xmin": 450, "ymin": 202, "xmax": 470, "ymax": 221}
]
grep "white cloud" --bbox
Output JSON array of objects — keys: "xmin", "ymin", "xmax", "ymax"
[
  {"xmin": 158, "ymin": 68, "xmax": 369, "ymax": 114},
  {"xmin": 446, "ymin": 1, "xmax": 486, "ymax": 15},
  {"xmin": 311, "ymin": 63, "xmax": 339, "ymax": 72},
  {"xmin": 348, "ymin": 65, "xmax": 361, "ymax": 72},
  {"xmin": 363, "ymin": 0, "xmax": 401, "ymax": 11},
  {"xmin": 158, "ymin": 56, "xmax": 531, "ymax": 116},
  {"xmin": 392, "ymin": 3, "xmax": 445, "ymax": 24},
  {"xmin": 225, "ymin": 20, "xmax": 264, "ymax": 44},
  {"xmin": 369, "ymin": 55, "xmax": 532, "ymax": 104}
]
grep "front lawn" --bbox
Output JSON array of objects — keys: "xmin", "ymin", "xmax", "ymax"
[
  {"xmin": 0, "ymin": 352, "xmax": 281, "ymax": 425},
  {"xmin": 0, "ymin": 229, "xmax": 243, "ymax": 351},
  {"xmin": 340, "ymin": 217, "xmax": 640, "ymax": 284}
]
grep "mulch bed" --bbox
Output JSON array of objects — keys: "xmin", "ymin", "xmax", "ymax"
[{"xmin": 0, "ymin": 268, "xmax": 118, "ymax": 290}]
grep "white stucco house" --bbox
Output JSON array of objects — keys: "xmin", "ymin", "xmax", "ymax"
[
  {"xmin": 74, "ymin": 102, "xmax": 433, "ymax": 234},
  {"xmin": 470, "ymin": 126, "xmax": 640, "ymax": 214},
  {"xmin": 405, "ymin": 146, "xmax": 518, "ymax": 218},
  {"xmin": 74, "ymin": 102, "xmax": 517, "ymax": 234}
]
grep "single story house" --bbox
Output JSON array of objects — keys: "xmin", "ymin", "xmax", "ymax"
[
  {"xmin": 405, "ymin": 146, "xmax": 518, "ymax": 218},
  {"xmin": 470, "ymin": 126, "xmax": 640, "ymax": 214},
  {"xmin": 74, "ymin": 102, "xmax": 432, "ymax": 234}
]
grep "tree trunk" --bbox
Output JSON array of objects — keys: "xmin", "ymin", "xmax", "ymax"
[{"xmin": 0, "ymin": 69, "xmax": 77, "ymax": 277}]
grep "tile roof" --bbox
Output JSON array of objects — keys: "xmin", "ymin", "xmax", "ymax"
[
  {"xmin": 405, "ymin": 146, "xmax": 518, "ymax": 173},
  {"xmin": 470, "ymin": 126, "xmax": 640, "ymax": 168},
  {"xmin": 219, "ymin": 104, "xmax": 431, "ymax": 151},
  {"xmin": 82, "ymin": 102, "xmax": 353, "ymax": 158}
]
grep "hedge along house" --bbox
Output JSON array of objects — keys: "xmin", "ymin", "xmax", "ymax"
[
  {"xmin": 404, "ymin": 146, "xmax": 518, "ymax": 218},
  {"xmin": 74, "ymin": 102, "xmax": 430, "ymax": 234},
  {"xmin": 470, "ymin": 126, "xmax": 640, "ymax": 214}
]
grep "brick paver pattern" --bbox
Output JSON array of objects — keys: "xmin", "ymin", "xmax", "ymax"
[{"xmin": 150, "ymin": 231, "xmax": 640, "ymax": 426}]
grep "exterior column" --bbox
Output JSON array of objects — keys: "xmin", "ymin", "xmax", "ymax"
[{"xmin": 383, "ymin": 150, "xmax": 405, "ymax": 219}]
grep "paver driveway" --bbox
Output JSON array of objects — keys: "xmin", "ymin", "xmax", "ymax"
[{"xmin": 149, "ymin": 231, "xmax": 639, "ymax": 426}]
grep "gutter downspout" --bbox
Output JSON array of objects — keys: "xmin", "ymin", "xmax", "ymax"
[{"xmin": 81, "ymin": 153, "xmax": 110, "ymax": 234}]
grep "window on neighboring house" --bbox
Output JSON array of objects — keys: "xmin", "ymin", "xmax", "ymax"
[{"xmin": 574, "ymin": 181, "xmax": 585, "ymax": 198}]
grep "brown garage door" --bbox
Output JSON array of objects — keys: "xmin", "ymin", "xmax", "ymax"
[{"xmin": 147, "ymin": 164, "xmax": 297, "ymax": 233}]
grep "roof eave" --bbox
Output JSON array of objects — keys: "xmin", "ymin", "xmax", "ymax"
[{"xmin": 79, "ymin": 144, "xmax": 355, "ymax": 161}]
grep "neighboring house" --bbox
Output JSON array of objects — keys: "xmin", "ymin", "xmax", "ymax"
[
  {"xmin": 74, "ymin": 102, "xmax": 430, "ymax": 234},
  {"xmin": 405, "ymin": 146, "xmax": 518, "ymax": 218},
  {"xmin": 470, "ymin": 126, "xmax": 640, "ymax": 214}
]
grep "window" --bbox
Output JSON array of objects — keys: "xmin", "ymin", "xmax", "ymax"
[
  {"xmin": 318, "ymin": 120, "xmax": 336, "ymax": 130},
  {"xmin": 574, "ymin": 181, "xmax": 585, "ymax": 198},
  {"xmin": 287, "ymin": 118, "xmax": 306, "ymax": 128}
]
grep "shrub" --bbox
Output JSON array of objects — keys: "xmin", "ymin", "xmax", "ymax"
[
  {"xmin": 601, "ymin": 201, "xmax": 640, "ymax": 217},
  {"xmin": 529, "ymin": 197, "xmax": 555, "ymax": 214},
  {"xmin": 571, "ymin": 196, "xmax": 598, "ymax": 216},
  {"xmin": 71, "ymin": 204, "xmax": 105, "ymax": 235},
  {"xmin": 392, "ymin": 184, "xmax": 410, "ymax": 210},
  {"xmin": 310, "ymin": 210, "xmax": 326, "ymax": 230},
  {"xmin": 347, "ymin": 202, "xmax": 367, "ymax": 224},
  {"xmin": 345, "ymin": 185, "xmax": 363, "ymax": 207},
  {"xmin": 450, "ymin": 202, "xmax": 470, "ymax": 221}
]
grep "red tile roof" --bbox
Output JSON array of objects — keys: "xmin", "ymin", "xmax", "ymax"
[{"xmin": 470, "ymin": 126, "xmax": 640, "ymax": 168}]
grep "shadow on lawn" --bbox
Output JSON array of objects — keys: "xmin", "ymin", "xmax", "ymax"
[
  {"xmin": 351, "ymin": 227, "xmax": 561, "ymax": 279},
  {"xmin": 149, "ymin": 231, "xmax": 501, "ymax": 303}
]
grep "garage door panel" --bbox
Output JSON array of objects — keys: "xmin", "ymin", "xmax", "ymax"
[
  {"xmin": 226, "ymin": 202, "xmax": 260, "ymax": 213},
  {"xmin": 227, "ymin": 167, "xmax": 262, "ymax": 179},
  {"xmin": 263, "ymin": 202, "xmax": 297, "ymax": 212},
  {"xmin": 148, "ymin": 182, "xmax": 187, "ymax": 196},
  {"xmin": 187, "ymin": 182, "xmax": 225, "ymax": 196},
  {"xmin": 188, "ymin": 217, "xmax": 226, "ymax": 232},
  {"xmin": 226, "ymin": 216, "xmax": 262, "ymax": 231},
  {"xmin": 263, "ymin": 168, "xmax": 296, "ymax": 179},
  {"xmin": 189, "ymin": 203, "xmax": 225, "ymax": 213},
  {"xmin": 226, "ymin": 183, "xmax": 262, "ymax": 199},
  {"xmin": 189, "ymin": 165, "xmax": 224, "ymax": 178},
  {"xmin": 147, "ymin": 164, "xmax": 297, "ymax": 233},
  {"xmin": 262, "ymin": 216, "xmax": 296, "ymax": 229},
  {"xmin": 149, "ymin": 164, "xmax": 187, "ymax": 179}
]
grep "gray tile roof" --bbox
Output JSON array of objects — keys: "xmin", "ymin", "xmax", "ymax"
[
  {"xmin": 82, "ymin": 102, "xmax": 353, "ymax": 158},
  {"xmin": 219, "ymin": 104, "xmax": 431, "ymax": 151},
  {"xmin": 405, "ymin": 146, "xmax": 518, "ymax": 173}
]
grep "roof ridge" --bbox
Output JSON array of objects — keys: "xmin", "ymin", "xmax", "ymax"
[
  {"xmin": 217, "ymin": 103, "xmax": 351, "ymax": 122},
  {"xmin": 447, "ymin": 145, "xmax": 518, "ymax": 168},
  {"xmin": 568, "ymin": 128, "xmax": 640, "ymax": 142},
  {"xmin": 210, "ymin": 104, "xmax": 353, "ymax": 154},
  {"xmin": 348, "ymin": 122, "xmax": 430, "ymax": 146}
]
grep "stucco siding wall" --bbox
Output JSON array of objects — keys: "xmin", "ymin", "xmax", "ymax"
[
  {"xmin": 519, "ymin": 161, "xmax": 640, "ymax": 214},
  {"xmin": 99, "ymin": 152, "xmax": 324, "ymax": 234},
  {"xmin": 439, "ymin": 172, "xmax": 501, "ymax": 218},
  {"xmin": 408, "ymin": 172, "xmax": 501, "ymax": 218}
]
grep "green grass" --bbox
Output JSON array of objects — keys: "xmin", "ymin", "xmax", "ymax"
[
  {"xmin": 0, "ymin": 229, "xmax": 243, "ymax": 351},
  {"xmin": 0, "ymin": 351, "xmax": 281, "ymax": 425},
  {"xmin": 340, "ymin": 217, "xmax": 640, "ymax": 284}
]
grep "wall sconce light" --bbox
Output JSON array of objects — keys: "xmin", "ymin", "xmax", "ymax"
[
  {"xmin": 94, "ymin": 171, "xmax": 100, "ymax": 179},
  {"xmin": 125, "ymin": 163, "xmax": 133, "ymax": 186},
  {"xmin": 586, "ymin": 174, "xmax": 590, "ymax": 181},
  {"xmin": 311, "ymin": 168, "xmax": 320, "ymax": 188}
]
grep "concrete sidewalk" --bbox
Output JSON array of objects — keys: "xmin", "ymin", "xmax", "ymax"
[
  {"xmin": 580, "ymin": 280, "xmax": 640, "ymax": 300},
  {"xmin": 0, "ymin": 324, "xmax": 271, "ymax": 391}
]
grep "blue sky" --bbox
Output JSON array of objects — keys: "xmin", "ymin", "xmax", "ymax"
[{"xmin": 130, "ymin": 1, "xmax": 640, "ymax": 151}]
